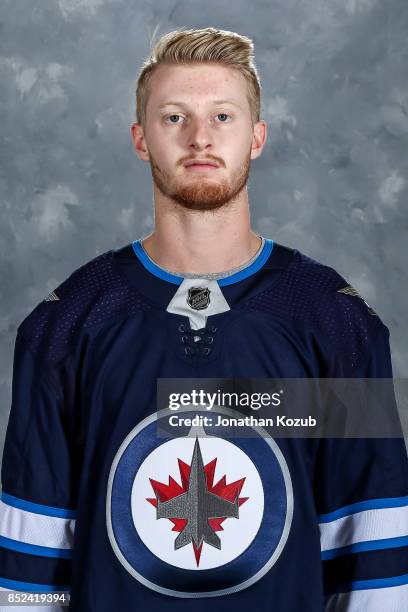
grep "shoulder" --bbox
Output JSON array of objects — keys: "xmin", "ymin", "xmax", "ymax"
[
  {"xmin": 17, "ymin": 246, "xmax": 151, "ymax": 366},
  {"xmin": 256, "ymin": 243, "xmax": 382, "ymax": 323},
  {"xmin": 250, "ymin": 243, "xmax": 389, "ymax": 374},
  {"xmin": 294, "ymin": 250, "xmax": 387, "ymax": 362},
  {"xmin": 284, "ymin": 248, "xmax": 383, "ymax": 324}
]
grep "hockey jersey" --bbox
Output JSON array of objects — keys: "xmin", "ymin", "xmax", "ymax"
[{"xmin": 0, "ymin": 237, "xmax": 407, "ymax": 611}]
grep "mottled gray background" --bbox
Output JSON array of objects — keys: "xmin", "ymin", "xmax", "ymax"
[{"xmin": 1, "ymin": 0, "xmax": 407, "ymax": 459}]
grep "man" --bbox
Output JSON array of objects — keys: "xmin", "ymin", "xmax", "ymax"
[{"xmin": 0, "ymin": 27, "xmax": 407, "ymax": 611}]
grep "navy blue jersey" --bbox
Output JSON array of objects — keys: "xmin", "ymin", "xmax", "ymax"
[{"xmin": 1, "ymin": 238, "xmax": 407, "ymax": 611}]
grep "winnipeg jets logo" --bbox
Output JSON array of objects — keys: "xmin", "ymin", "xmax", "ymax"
[
  {"xmin": 106, "ymin": 408, "xmax": 293, "ymax": 597},
  {"xmin": 147, "ymin": 438, "xmax": 248, "ymax": 565},
  {"xmin": 187, "ymin": 287, "xmax": 210, "ymax": 310}
]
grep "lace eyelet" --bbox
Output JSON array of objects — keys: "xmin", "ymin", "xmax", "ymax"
[
  {"xmin": 203, "ymin": 347, "xmax": 211, "ymax": 355},
  {"xmin": 206, "ymin": 336, "xmax": 214, "ymax": 344},
  {"xmin": 210, "ymin": 325, "xmax": 217, "ymax": 332},
  {"xmin": 185, "ymin": 346, "xmax": 193, "ymax": 355},
  {"xmin": 181, "ymin": 335, "xmax": 188, "ymax": 343},
  {"xmin": 178, "ymin": 324, "xmax": 185, "ymax": 332}
]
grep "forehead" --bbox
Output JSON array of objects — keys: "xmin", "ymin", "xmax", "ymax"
[{"xmin": 148, "ymin": 63, "xmax": 248, "ymax": 107}]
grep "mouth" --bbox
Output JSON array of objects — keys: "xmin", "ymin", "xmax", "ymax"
[
  {"xmin": 184, "ymin": 159, "xmax": 220, "ymax": 169},
  {"xmin": 184, "ymin": 164, "xmax": 219, "ymax": 171},
  {"xmin": 184, "ymin": 161, "xmax": 220, "ymax": 172}
]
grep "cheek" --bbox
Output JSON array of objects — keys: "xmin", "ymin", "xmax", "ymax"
[
  {"xmin": 229, "ymin": 142, "xmax": 251, "ymax": 168},
  {"xmin": 221, "ymin": 128, "xmax": 251, "ymax": 155},
  {"xmin": 145, "ymin": 133, "xmax": 170, "ymax": 160},
  {"xmin": 150, "ymin": 126, "xmax": 183, "ymax": 155}
]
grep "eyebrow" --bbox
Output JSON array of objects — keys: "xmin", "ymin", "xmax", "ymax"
[{"xmin": 157, "ymin": 99, "xmax": 241, "ymax": 109}]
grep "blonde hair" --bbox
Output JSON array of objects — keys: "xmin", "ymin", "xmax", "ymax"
[{"xmin": 135, "ymin": 27, "xmax": 262, "ymax": 128}]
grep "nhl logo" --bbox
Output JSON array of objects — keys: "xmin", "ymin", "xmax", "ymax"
[{"xmin": 187, "ymin": 287, "xmax": 210, "ymax": 310}]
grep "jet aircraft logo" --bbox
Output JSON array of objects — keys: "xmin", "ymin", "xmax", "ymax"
[
  {"xmin": 106, "ymin": 408, "xmax": 293, "ymax": 597},
  {"xmin": 147, "ymin": 437, "xmax": 248, "ymax": 565}
]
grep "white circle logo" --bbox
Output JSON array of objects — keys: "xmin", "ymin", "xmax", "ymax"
[
  {"xmin": 131, "ymin": 436, "xmax": 264, "ymax": 570},
  {"xmin": 106, "ymin": 408, "xmax": 293, "ymax": 598}
]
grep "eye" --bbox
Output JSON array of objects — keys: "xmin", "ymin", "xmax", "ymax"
[
  {"xmin": 216, "ymin": 113, "xmax": 232, "ymax": 122},
  {"xmin": 165, "ymin": 114, "xmax": 184, "ymax": 124},
  {"xmin": 164, "ymin": 113, "xmax": 232, "ymax": 124}
]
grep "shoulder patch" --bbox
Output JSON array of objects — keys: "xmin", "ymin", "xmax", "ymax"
[
  {"xmin": 44, "ymin": 290, "xmax": 60, "ymax": 302},
  {"xmin": 336, "ymin": 285, "xmax": 377, "ymax": 316}
]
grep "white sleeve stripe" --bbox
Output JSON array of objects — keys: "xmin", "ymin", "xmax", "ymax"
[
  {"xmin": 321, "ymin": 535, "xmax": 408, "ymax": 560},
  {"xmin": 0, "ymin": 493, "xmax": 77, "ymax": 519},
  {"xmin": 0, "ymin": 501, "xmax": 75, "ymax": 550},
  {"xmin": 325, "ymin": 581, "xmax": 408, "ymax": 612},
  {"xmin": 319, "ymin": 504, "xmax": 408, "ymax": 552},
  {"xmin": 318, "ymin": 495, "xmax": 408, "ymax": 523}
]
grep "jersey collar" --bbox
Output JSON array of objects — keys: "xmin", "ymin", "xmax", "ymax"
[{"xmin": 131, "ymin": 238, "xmax": 274, "ymax": 287}]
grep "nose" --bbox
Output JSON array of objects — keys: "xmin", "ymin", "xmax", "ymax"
[{"xmin": 187, "ymin": 117, "xmax": 214, "ymax": 151}]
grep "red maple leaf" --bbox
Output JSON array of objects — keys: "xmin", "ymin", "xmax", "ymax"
[{"xmin": 147, "ymin": 456, "xmax": 248, "ymax": 566}]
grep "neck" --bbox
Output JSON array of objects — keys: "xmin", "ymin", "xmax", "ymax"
[{"xmin": 141, "ymin": 197, "xmax": 261, "ymax": 275}]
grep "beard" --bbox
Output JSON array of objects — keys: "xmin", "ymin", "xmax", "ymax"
[{"xmin": 147, "ymin": 150, "xmax": 251, "ymax": 212}]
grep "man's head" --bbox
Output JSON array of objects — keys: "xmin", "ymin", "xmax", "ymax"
[{"xmin": 131, "ymin": 27, "xmax": 267, "ymax": 212}]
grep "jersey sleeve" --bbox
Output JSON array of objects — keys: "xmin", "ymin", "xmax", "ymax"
[
  {"xmin": 314, "ymin": 323, "xmax": 408, "ymax": 611},
  {"xmin": 0, "ymin": 329, "xmax": 76, "ymax": 609}
]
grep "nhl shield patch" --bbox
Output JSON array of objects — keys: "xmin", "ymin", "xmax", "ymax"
[
  {"xmin": 106, "ymin": 408, "xmax": 293, "ymax": 597},
  {"xmin": 187, "ymin": 287, "xmax": 211, "ymax": 310}
]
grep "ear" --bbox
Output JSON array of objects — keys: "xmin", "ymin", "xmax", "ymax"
[
  {"xmin": 130, "ymin": 123, "xmax": 150, "ymax": 161},
  {"xmin": 250, "ymin": 120, "xmax": 267, "ymax": 160}
]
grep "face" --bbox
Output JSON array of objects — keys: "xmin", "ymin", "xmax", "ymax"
[{"xmin": 131, "ymin": 63, "xmax": 266, "ymax": 212}]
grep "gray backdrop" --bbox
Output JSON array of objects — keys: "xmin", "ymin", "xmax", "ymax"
[{"xmin": 1, "ymin": 0, "xmax": 407, "ymax": 459}]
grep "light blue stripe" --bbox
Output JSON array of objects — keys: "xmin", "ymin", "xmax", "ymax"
[
  {"xmin": 337, "ymin": 573, "xmax": 408, "ymax": 593},
  {"xmin": 132, "ymin": 240, "xmax": 183, "ymax": 285},
  {"xmin": 318, "ymin": 495, "xmax": 408, "ymax": 523},
  {"xmin": 321, "ymin": 535, "xmax": 408, "ymax": 560},
  {"xmin": 219, "ymin": 240, "xmax": 274, "ymax": 286},
  {"xmin": 0, "ymin": 576, "xmax": 70, "ymax": 592},
  {"xmin": 132, "ymin": 238, "xmax": 274, "ymax": 286},
  {"xmin": 1, "ymin": 493, "xmax": 77, "ymax": 519},
  {"xmin": 0, "ymin": 536, "xmax": 72, "ymax": 559}
]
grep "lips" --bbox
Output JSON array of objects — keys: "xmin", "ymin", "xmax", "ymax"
[{"xmin": 184, "ymin": 160, "xmax": 219, "ymax": 168}]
